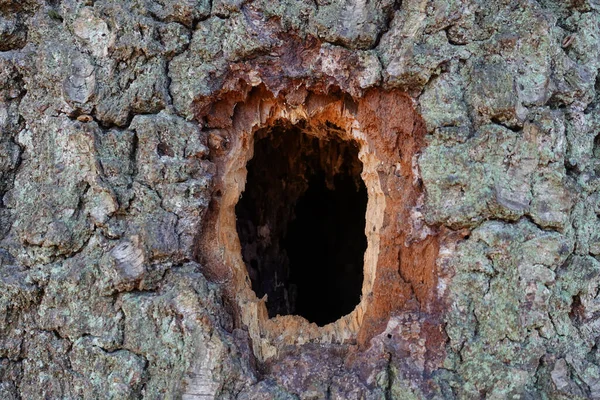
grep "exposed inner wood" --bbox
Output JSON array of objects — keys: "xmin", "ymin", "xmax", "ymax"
[{"xmin": 198, "ymin": 84, "xmax": 444, "ymax": 362}]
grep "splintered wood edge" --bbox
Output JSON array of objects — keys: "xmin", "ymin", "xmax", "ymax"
[{"xmin": 199, "ymin": 84, "xmax": 444, "ymax": 363}]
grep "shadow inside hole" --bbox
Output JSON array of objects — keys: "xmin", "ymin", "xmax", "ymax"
[{"xmin": 235, "ymin": 123, "xmax": 367, "ymax": 326}]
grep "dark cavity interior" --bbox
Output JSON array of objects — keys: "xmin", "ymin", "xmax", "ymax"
[{"xmin": 235, "ymin": 123, "xmax": 367, "ymax": 326}]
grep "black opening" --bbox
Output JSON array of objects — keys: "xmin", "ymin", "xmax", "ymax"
[{"xmin": 235, "ymin": 123, "xmax": 367, "ymax": 326}]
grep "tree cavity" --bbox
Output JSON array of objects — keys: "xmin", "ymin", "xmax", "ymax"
[{"xmin": 235, "ymin": 123, "xmax": 367, "ymax": 326}]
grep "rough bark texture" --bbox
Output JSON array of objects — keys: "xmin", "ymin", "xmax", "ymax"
[{"xmin": 1, "ymin": 0, "xmax": 600, "ymax": 398}]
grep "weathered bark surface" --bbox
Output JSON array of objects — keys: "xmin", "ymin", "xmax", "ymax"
[{"xmin": 1, "ymin": 0, "xmax": 600, "ymax": 398}]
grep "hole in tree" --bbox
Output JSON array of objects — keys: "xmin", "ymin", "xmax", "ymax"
[{"xmin": 235, "ymin": 122, "xmax": 367, "ymax": 326}]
